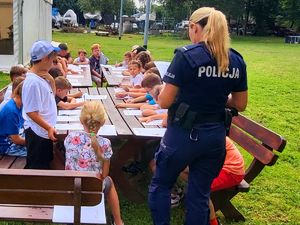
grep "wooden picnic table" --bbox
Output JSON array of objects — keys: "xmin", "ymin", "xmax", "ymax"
[
  {"xmin": 57, "ymin": 87, "xmax": 165, "ymax": 201},
  {"xmin": 66, "ymin": 64, "xmax": 93, "ymax": 87},
  {"xmin": 101, "ymin": 65, "xmax": 130, "ymax": 87}
]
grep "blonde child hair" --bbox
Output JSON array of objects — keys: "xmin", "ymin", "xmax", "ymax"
[
  {"xmin": 80, "ymin": 101, "xmax": 107, "ymax": 160},
  {"xmin": 190, "ymin": 7, "xmax": 230, "ymax": 72},
  {"xmin": 91, "ymin": 43, "xmax": 101, "ymax": 51}
]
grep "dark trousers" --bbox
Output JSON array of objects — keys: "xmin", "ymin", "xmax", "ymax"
[
  {"xmin": 24, "ymin": 128, "xmax": 53, "ymax": 169},
  {"xmin": 148, "ymin": 123, "xmax": 226, "ymax": 225}
]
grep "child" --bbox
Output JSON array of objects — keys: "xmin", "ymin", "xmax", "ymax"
[
  {"xmin": 89, "ymin": 43, "xmax": 109, "ymax": 87},
  {"xmin": 55, "ymin": 77, "xmax": 84, "ymax": 110},
  {"xmin": 64, "ymin": 101, "xmax": 124, "ymax": 225},
  {"xmin": 58, "ymin": 43, "xmax": 73, "ymax": 64},
  {"xmin": 73, "ymin": 49, "xmax": 89, "ymax": 65},
  {"xmin": 0, "ymin": 65, "xmax": 27, "ymax": 111},
  {"xmin": 121, "ymin": 60, "xmax": 143, "ymax": 89},
  {"xmin": 0, "ymin": 78, "xmax": 27, "ymax": 156},
  {"xmin": 115, "ymin": 51, "xmax": 132, "ymax": 68},
  {"xmin": 22, "ymin": 40, "xmax": 60, "ymax": 169},
  {"xmin": 134, "ymin": 51, "xmax": 152, "ymax": 72},
  {"xmin": 116, "ymin": 73, "xmax": 161, "ymax": 108}
]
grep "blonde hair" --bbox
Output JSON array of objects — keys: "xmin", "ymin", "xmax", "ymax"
[
  {"xmin": 190, "ymin": 7, "xmax": 230, "ymax": 72},
  {"xmin": 91, "ymin": 44, "xmax": 101, "ymax": 51},
  {"xmin": 80, "ymin": 101, "xmax": 107, "ymax": 161},
  {"xmin": 80, "ymin": 101, "xmax": 106, "ymax": 133}
]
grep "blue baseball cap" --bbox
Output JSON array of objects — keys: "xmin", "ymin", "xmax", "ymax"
[{"xmin": 30, "ymin": 40, "xmax": 61, "ymax": 62}]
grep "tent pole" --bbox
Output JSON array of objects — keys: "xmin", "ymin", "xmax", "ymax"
[
  {"xmin": 143, "ymin": 0, "xmax": 151, "ymax": 49},
  {"xmin": 118, "ymin": 0, "xmax": 123, "ymax": 40}
]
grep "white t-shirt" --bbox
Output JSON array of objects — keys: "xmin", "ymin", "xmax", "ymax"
[
  {"xmin": 0, "ymin": 84, "xmax": 12, "ymax": 112},
  {"xmin": 130, "ymin": 73, "xmax": 144, "ymax": 87},
  {"xmin": 22, "ymin": 73, "xmax": 57, "ymax": 139}
]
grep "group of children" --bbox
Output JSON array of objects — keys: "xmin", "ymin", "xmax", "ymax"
[{"xmin": 0, "ymin": 40, "xmax": 246, "ymax": 225}]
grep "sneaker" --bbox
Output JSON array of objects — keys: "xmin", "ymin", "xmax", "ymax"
[
  {"xmin": 171, "ymin": 193, "xmax": 181, "ymax": 208},
  {"xmin": 122, "ymin": 161, "xmax": 143, "ymax": 175}
]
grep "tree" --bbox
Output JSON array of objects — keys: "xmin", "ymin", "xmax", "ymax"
[{"xmin": 280, "ymin": 0, "xmax": 300, "ymax": 30}]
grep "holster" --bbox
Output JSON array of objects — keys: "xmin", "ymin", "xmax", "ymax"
[{"xmin": 224, "ymin": 108, "xmax": 238, "ymax": 136}]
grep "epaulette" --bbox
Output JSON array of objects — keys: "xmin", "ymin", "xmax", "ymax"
[
  {"xmin": 175, "ymin": 43, "xmax": 211, "ymax": 68},
  {"xmin": 174, "ymin": 43, "xmax": 203, "ymax": 54}
]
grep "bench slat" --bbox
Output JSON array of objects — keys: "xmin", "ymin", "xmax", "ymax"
[
  {"xmin": 0, "ymin": 190, "xmax": 101, "ymax": 206},
  {"xmin": 229, "ymin": 126, "xmax": 276, "ymax": 165},
  {"xmin": 232, "ymin": 114, "xmax": 286, "ymax": 152},
  {"xmin": 0, "ymin": 156, "xmax": 17, "ymax": 168},
  {"xmin": 0, "ymin": 169, "xmax": 102, "ymax": 191},
  {"xmin": 9, "ymin": 157, "xmax": 26, "ymax": 169},
  {"xmin": 0, "ymin": 205, "xmax": 53, "ymax": 222}
]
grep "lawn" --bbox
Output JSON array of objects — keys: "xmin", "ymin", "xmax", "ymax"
[{"xmin": 0, "ymin": 32, "xmax": 299, "ymax": 225}]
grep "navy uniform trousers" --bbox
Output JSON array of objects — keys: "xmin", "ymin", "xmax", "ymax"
[{"xmin": 148, "ymin": 122, "xmax": 226, "ymax": 225}]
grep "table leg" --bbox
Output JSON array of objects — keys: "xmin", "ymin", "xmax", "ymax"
[{"xmin": 110, "ymin": 138, "xmax": 146, "ymax": 202}]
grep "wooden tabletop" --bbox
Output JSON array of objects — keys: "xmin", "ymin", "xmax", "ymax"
[
  {"xmin": 66, "ymin": 64, "xmax": 93, "ymax": 87},
  {"xmin": 56, "ymin": 87, "xmax": 164, "ymax": 139},
  {"xmin": 101, "ymin": 65, "xmax": 130, "ymax": 87}
]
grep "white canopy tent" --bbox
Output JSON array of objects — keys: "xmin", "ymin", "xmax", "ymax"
[{"xmin": 0, "ymin": 0, "xmax": 52, "ymax": 71}]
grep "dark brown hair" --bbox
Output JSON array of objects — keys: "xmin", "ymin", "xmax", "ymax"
[
  {"xmin": 55, "ymin": 76, "xmax": 72, "ymax": 90},
  {"xmin": 141, "ymin": 72, "xmax": 162, "ymax": 88},
  {"xmin": 135, "ymin": 51, "xmax": 152, "ymax": 68}
]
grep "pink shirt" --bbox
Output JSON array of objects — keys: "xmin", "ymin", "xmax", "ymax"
[{"xmin": 222, "ymin": 137, "xmax": 245, "ymax": 175}]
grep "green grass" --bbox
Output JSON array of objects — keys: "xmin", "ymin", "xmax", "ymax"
[{"xmin": 0, "ymin": 32, "xmax": 299, "ymax": 225}]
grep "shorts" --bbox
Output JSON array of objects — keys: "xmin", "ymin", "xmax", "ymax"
[
  {"xmin": 92, "ymin": 75, "xmax": 102, "ymax": 85},
  {"xmin": 24, "ymin": 128, "xmax": 53, "ymax": 169},
  {"xmin": 103, "ymin": 176, "xmax": 113, "ymax": 196},
  {"xmin": 211, "ymin": 169, "xmax": 244, "ymax": 192}
]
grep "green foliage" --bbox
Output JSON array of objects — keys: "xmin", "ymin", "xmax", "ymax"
[
  {"xmin": 0, "ymin": 34, "xmax": 299, "ymax": 224},
  {"xmin": 280, "ymin": 0, "xmax": 300, "ymax": 30},
  {"xmin": 77, "ymin": 0, "xmax": 135, "ymax": 16}
]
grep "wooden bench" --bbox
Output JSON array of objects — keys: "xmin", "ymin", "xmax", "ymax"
[
  {"xmin": 211, "ymin": 113, "xmax": 286, "ymax": 222},
  {"xmin": 0, "ymin": 169, "xmax": 103, "ymax": 225}
]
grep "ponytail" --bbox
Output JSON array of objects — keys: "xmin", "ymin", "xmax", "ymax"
[
  {"xmin": 190, "ymin": 7, "xmax": 230, "ymax": 72},
  {"xmin": 80, "ymin": 101, "xmax": 107, "ymax": 160}
]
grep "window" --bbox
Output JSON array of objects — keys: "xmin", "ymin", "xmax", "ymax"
[{"xmin": 0, "ymin": 0, "xmax": 13, "ymax": 55}]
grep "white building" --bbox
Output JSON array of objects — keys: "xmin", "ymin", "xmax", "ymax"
[{"xmin": 0, "ymin": 0, "xmax": 52, "ymax": 71}]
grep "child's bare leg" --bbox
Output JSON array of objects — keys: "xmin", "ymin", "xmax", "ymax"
[
  {"xmin": 106, "ymin": 177, "xmax": 123, "ymax": 225},
  {"xmin": 209, "ymin": 199, "xmax": 216, "ymax": 220}
]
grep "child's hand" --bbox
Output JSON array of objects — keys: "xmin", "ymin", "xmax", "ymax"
[
  {"xmin": 125, "ymin": 98, "xmax": 134, "ymax": 103},
  {"xmin": 116, "ymin": 103, "xmax": 126, "ymax": 108},
  {"xmin": 139, "ymin": 117, "xmax": 148, "ymax": 122},
  {"xmin": 47, "ymin": 127, "xmax": 57, "ymax": 141},
  {"xmin": 75, "ymin": 91, "xmax": 83, "ymax": 98},
  {"xmin": 115, "ymin": 92, "xmax": 127, "ymax": 98}
]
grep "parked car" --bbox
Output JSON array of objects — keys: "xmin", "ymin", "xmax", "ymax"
[{"xmin": 175, "ymin": 20, "xmax": 189, "ymax": 30}]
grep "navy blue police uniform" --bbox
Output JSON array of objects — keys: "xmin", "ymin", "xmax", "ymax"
[{"xmin": 148, "ymin": 42, "xmax": 247, "ymax": 225}]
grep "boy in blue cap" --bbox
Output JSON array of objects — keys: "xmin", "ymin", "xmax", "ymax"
[{"xmin": 22, "ymin": 40, "xmax": 60, "ymax": 169}]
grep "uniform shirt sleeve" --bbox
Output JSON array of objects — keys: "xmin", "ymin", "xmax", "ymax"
[
  {"xmin": 23, "ymin": 82, "xmax": 42, "ymax": 113},
  {"xmin": 163, "ymin": 50, "xmax": 189, "ymax": 87},
  {"xmin": 232, "ymin": 58, "xmax": 248, "ymax": 92}
]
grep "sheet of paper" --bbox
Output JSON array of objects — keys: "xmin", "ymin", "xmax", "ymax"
[
  {"xmin": 83, "ymin": 93, "xmax": 107, "ymax": 100},
  {"xmin": 154, "ymin": 61, "xmax": 170, "ymax": 78},
  {"xmin": 52, "ymin": 194, "xmax": 106, "ymax": 224},
  {"xmin": 55, "ymin": 123, "xmax": 84, "ymax": 131},
  {"xmin": 142, "ymin": 120, "xmax": 163, "ymax": 126},
  {"xmin": 100, "ymin": 64, "xmax": 113, "ymax": 69},
  {"xmin": 123, "ymin": 109, "xmax": 142, "ymax": 116},
  {"xmin": 79, "ymin": 64, "xmax": 89, "ymax": 68},
  {"xmin": 97, "ymin": 125, "xmax": 117, "ymax": 136},
  {"xmin": 67, "ymin": 75, "xmax": 85, "ymax": 79},
  {"xmin": 132, "ymin": 128, "xmax": 167, "ymax": 137},
  {"xmin": 58, "ymin": 110, "xmax": 81, "ymax": 116},
  {"xmin": 56, "ymin": 115, "xmax": 80, "ymax": 122},
  {"xmin": 114, "ymin": 87, "xmax": 124, "ymax": 93},
  {"xmin": 68, "ymin": 64, "xmax": 83, "ymax": 72},
  {"xmin": 76, "ymin": 97, "xmax": 85, "ymax": 103}
]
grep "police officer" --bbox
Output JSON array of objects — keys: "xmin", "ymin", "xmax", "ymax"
[{"xmin": 148, "ymin": 7, "xmax": 248, "ymax": 225}]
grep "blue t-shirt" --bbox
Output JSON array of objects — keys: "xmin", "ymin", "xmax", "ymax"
[
  {"xmin": 145, "ymin": 93, "xmax": 156, "ymax": 105},
  {"xmin": 163, "ymin": 43, "xmax": 247, "ymax": 113},
  {"xmin": 0, "ymin": 99, "xmax": 24, "ymax": 151}
]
